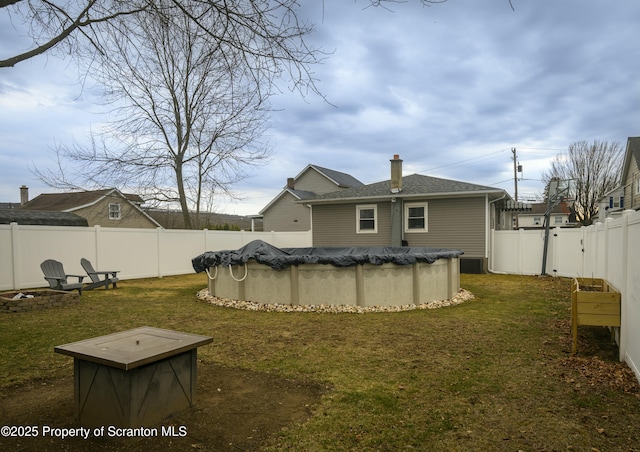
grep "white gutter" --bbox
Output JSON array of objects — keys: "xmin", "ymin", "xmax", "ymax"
[{"xmin": 297, "ymin": 190, "xmax": 506, "ymax": 205}]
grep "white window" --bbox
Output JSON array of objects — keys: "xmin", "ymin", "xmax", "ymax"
[
  {"xmin": 554, "ymin": 216, "xmax": 564, "ymax": 225},
  {"xmin": 356, "ymin": 205, "xmax": 377, "ymax": 233},
  {"xmin": 533, "ymin": 216, "xmax": 542, "ymax": 225},
  {"xmin": 636, "ymin": 178, "xmax": 640, "ymax": 195},
  {"xmin": 109, "ymin": 203, "xmax": 121, "ymax": 220},
  {"xmin": 404, "ymin": 202, "xmax": 428, "ymax": 232}
]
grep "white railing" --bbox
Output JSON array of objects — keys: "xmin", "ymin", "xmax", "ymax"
[
  {"xmin": 0, "ymin": 224, "xmax": 312, "ymax": 291},
  {"xmin": 491, "ymin": 209, "xmax": 640, "ymax": 381}
]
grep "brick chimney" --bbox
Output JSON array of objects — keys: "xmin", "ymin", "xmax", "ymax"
[
  {"xmin": 390, "ymin": 154, "xmax": 403, "ymax": 193},
  {"xmin": 20, "ymin": 185, "xmax": 29, "ymax": 205},
  {"xmin": 287, "ymin": 178, "xmax": 295, "ymax": 189}
]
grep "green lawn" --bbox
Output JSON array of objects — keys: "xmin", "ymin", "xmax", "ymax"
[{"xmin": 1, "ymin": 273, "xmax": 638, "ymax": 451}]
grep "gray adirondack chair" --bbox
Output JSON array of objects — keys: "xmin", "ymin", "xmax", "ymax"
[
  {"xmin": 81, "ymin": 258, "xmax": 119, "ymax": 290},
  {"xmin": 40, "ymin": 259, "xmax": 84, "ymax": 294}
]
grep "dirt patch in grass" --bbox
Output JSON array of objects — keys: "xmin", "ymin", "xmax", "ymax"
[{"xmin": 0, "ymin": 363, "xmax": 327, "ymax": 451}]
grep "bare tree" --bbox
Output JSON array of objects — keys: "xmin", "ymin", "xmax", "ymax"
[
  {"xmin": 1, "ymin": 0, "xmax": 451, "ymax": 68},
  {"xmin": 36, "ymin": 5, "xmax": 274, "ymax": 229},
  {"xmin": 2, "ymin": 0, "xmax": 323, "ymax": 103},
  {"xmin": 542, "ymin": 140, "xmax": 623, "ymax": 226}
]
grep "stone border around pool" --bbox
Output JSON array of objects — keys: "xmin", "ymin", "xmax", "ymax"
[{"xmin": 196, "ymin": 288, "xmax": 474, "ymax": 313}]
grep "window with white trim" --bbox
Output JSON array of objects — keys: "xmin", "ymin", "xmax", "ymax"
[
  {"xmin": 554, "ymin": 215, "xmax": 564, "ymax": 225},
  {"xmin": 109, "ymin": 203, "xmax": 121, "ymax": 220},
  {"xmin": 404, "ymin": 202, "xmax": 428, "ymax": 232},
  {"xmin": 356, "ymin": 205, "xmax": 377, "ymax": 233}
]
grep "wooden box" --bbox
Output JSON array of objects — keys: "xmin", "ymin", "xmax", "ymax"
[{"xmin": 571, "ymin": 278, "xmax": 620, "ymax": 354}]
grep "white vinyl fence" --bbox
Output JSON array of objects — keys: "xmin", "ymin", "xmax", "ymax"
[
  {"xmin": 2, "ymin": 213, "xmax": 638, "ymax": 382},
  {"xmin": 491, "ymin": 209, "xmax": 640, "ymax": 381},
  {"xmin": 0, "ymin": 224, "xmax": 312, "ymax": 291}
]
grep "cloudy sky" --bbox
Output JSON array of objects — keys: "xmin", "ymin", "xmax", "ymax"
[{"xmin": 1, "ymin": 0, "xmax": 638, "ymax": 216}]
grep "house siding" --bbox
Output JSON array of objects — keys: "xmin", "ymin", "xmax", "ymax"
[
  {"xmin": 401, "ymin": 197, "xmax": 486, "ymax": 258},
  {"xmin": 261, "ymin": 167, "xmax": 357, "ymax": 231},
  {"xmin": 624, "ymin": 155, "xmax": 640, "ymax": 210},
  {"xmin": 295, "ymin": 169, "xmax": 344, "ymax": 194},
  {"xmin": 263, "ymin": 192, "xmax": 311, "ymax": 231},
  {"xmin": 313, "ymin": 202, "xmax": 392, "ymax": 246},
  {"xmin": 312, "ymin": 197, "xmax": 486, "ymax": 257}
]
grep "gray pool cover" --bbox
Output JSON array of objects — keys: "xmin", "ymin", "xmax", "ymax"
[{"xmin": 192, "ymin": 240, "xmax": 463, "ymax": 272}]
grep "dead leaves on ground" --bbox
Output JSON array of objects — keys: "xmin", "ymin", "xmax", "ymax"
[
  {"xmin": 552, "ymin": 319, "xmax": 640, "ymax": 399},
  {"xmin": 558, "ymin": 355, "xmax": 640, "ymax": 399}
]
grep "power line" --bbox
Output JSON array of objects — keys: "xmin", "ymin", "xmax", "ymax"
[
  {"xmin": 418, "ymin": 148, "xmax": 509, "ymax": 174},
  {"xmin": 516, "ymin": 147, "xmax": 566, "ymax": 153},
  {"xmin": 490, "ymin": 178, "xmax": 514, "ymax": 186}
]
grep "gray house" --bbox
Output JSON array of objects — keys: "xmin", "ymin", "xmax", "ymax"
[
  {"xmin": 260, "ymin": 164, "xmax": 364, "ymax": 231},
  {"xmin": 621, "ymin": 136, "xmax": 640, "ymax": 211},
  {"xmin": 596, "ymin": 185, "xmax": 626, "ymax": 221},
  {"xmin": 594, "ymin": 136, "xmax": 639, "ymax": 221},
  {"xmin": 301, "ymin": 155, "xmax": 512, "ymax": 273}
]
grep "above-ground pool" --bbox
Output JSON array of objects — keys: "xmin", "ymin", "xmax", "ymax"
[{"xmin": 192, "ymin": 240, "xmax": 463, "ymax": 308}]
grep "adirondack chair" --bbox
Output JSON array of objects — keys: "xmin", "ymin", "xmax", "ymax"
[
  {"xmin": 81, "ymin": 258, "xmax": 120, "ymax": 290},
  {"xmin": 40, "ymin": 259, "xmax": 84, "ymax": 294}
]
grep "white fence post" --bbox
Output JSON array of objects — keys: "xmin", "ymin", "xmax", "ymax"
[
  {"xmin": 157, "ymin": 227, "xmax": 163, "ymax": 278},
  {"xmin": 517, "ymin": 228, "xmax": 525, "ymax": 275},
  {"xmin": 94, "ymin": 225, "xmax": 101, "ymax": 268},
  {"xmin": 10, "ymin": 222, "xmax": 20, "ymax": 290}
]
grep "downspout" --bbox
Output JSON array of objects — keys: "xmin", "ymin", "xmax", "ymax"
[
  {"xmin": 306, "ymin": 204, "xmax": 313, "ymax": 245},
  {"xmin": 390, "ymin": 197, "xmax": 403, "ymax": 247}
]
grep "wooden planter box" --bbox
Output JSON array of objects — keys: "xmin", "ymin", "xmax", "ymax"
[{"xmin": 571, "ymin": 278, "xmax": 621, "ymax": 354}]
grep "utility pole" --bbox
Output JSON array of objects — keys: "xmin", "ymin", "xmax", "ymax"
[{"xmin": 512, "ymin": 147, "xmax": 518, "ymax": 201}]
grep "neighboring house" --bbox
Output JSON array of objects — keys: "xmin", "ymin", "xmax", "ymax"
[
  {"xmin": 593, "ymin": 136, "xmax": 639, "ymax": 221},
  {"xmin": 498, "ymin": 199, "xmax": 533, "ymax": 229},
  {"xmin": 259, "ymin": 164, "xmax": 364, "ymax": 231},
  {"xmin": 595, "ymin": 185, "xmax": 626, "ymax": 221},
  {"xmin": 516, "ymin": 201, "xmax": 577, "ymax": 229},
  {"xmin": 300, "ymin": 155, "xmax": 513, "ymax": 273},
  {"xmin": 621, "ymin": 136, "xmax": 640, "ymax": 211},
  {"xmin": 20, "ymin": 187, "xmax": 162, "ymax": 228}
]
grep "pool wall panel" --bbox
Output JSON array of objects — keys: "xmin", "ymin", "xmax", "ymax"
[{"xmin": 208, "ymin": 257, "xmax": 459, "ymax": 307}]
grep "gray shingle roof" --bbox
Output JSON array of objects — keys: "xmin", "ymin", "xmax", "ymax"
[
  {"xmin": 288, "ymin": 189, "xmax": 317, "ymax": 200},
  {"xmin": 0, "ymin": 210, "xmax": 89, "ymax": 226},
  {"xmin": 309, "ymin": 165, "xmax": 364, "ymax": 188},
  {"xmin": 21, "ymin": 189, "xmax": 144, "ymax": 211},
  {"xmin": 307, "ymin": 174, "xmax": 505, "ymax": 202}
]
